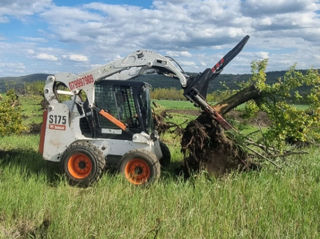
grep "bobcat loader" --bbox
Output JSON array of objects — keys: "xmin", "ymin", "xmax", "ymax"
[{"xmin": 39, "ymin": 36, "xmax": 249, "ymax": 186}]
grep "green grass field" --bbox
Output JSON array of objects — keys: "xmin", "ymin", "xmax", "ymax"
[
  {"xmin": 153, "ymin": 99, "xmax": 197, "ymax": 110},
  {"xmin": 0, "ymin": 96, "xmax": 319, "ymax": 238}
]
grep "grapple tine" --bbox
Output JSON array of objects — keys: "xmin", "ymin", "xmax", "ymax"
[
  {"xmin": 189, "ymin": 93, "xmax": 233, "ymax": 130},
  {"xmin": 211, "ymin": 35, "xmax": 250, "ymax": 75},
  {"xmin": 183, "ymin": 35, "xmax": 250, "ymax": 129}
]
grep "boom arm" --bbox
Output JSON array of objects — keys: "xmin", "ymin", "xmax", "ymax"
[
  {"xmin": 44, "ymin": 36, "xmax": 249, "ymax": 130},
  {"xmin": 44, "ymin": 50, "xmax": 188, "ymax": 106}
]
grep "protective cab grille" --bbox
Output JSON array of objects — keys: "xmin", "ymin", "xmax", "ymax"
[{"xmin": 95, "ymin": 84, "xmax": 140, "ymax": 130}]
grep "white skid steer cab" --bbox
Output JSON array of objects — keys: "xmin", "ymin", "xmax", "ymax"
[{"xmin": 39, "ymin": 36, "xmax": 249, "ymax": 187}]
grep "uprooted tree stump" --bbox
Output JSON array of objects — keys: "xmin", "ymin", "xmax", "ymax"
[
  {"xmin": 181, "ymin": 112, "xmax": 249, "ymax": 176},
  {"xmin": 181, "ymin": 85, "xmax": 262, "ymax": 176}
]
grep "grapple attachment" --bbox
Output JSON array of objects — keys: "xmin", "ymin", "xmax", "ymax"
[{"xmin": 183, "ymin": 35, "xmax": 250, "ymax": 129}]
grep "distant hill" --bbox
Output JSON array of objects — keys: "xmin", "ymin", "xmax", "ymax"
[
  {"xmin": 0, "ymin": 70, "xmax": 313, "ymax": 93},
  {"xmin": 133, "ymin": 71, "xmax": 284, "ymax": 92},
  {"xmin": 0, "ymin": 73, "xmax": 50, "ymax": 92}
]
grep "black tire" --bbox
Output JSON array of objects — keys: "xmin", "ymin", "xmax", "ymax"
[
  {"xmin": 120, "ymin": 149, "xmax": 160, "ymax": 186},
  {"xmin": 61, "ymin": 141, "xmax": 106, "ymax": 187},
  {"xmin": 159, "ymin": 141, "xmax": 171, "ymax": 168}
]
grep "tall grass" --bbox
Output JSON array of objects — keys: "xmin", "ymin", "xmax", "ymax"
[
  {"xmin": 0, "ymin": 96, "xmax": 319, "ymax": 238},
  {"xmin": 0, "ymin": 134, "xmax": 320, "ymax": 238}
]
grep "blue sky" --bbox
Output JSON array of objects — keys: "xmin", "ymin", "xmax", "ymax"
[{"xmin": 0, "ymin": 0, "xmax": 320, "ymax": 76}]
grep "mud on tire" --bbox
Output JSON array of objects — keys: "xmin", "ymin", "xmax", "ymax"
[
  {"xmin": 120, "ymin": 149, "xmax": 160, "ymax": 186},
  {"xmin": 61, "ymin": 141, "xmax": 106, "ymax": 187}
]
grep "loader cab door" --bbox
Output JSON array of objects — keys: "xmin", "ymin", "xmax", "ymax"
[
  {"xmin": 139, "ymin": 83, "xmax": 153, "ymax": 134},
  {"xmin": 92, "ymin": 80, "xmax": 153, "ymax": 139}
]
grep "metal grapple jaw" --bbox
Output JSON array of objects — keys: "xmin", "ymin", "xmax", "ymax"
[{"xmin": 183, "ymin": 35, "xmax": 250, "ymax": 129}]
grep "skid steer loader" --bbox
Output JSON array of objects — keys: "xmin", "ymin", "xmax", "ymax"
[{"xmin": 39, "ymin": 35, "xmax": 249, "ymax": 186}]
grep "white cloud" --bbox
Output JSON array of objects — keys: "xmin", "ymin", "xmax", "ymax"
[
  {"xmin": 0, "ymin": 62, "xmax": 26, "ymax": 75},
  {"xmin": 21, "ymin": 37, "xmax": 47, "ymax": 43},
  {"xmin": 62, "ymin": 54, "xmax": 88, "ymax": 62},
  {"xmin": 179, "ymin": 60, "xmax": 196, "ymax": 67},
  {"xmin": 35, "ymin": 53, "xmax": 58, "ymax": 61},
  {"xmin": 27, "ymin": 49, "xmax": 35, "ymax": 54},
  {"xmin": 181, "ymin": 51, "xmax": 192, "ymax": 57},
  {"xmin": 41, "ymin": 5, "xmax": 102, "ymax": 23},
  {"xmin": 0, "ymin": 0, "xmax": 52, "ymax": 22},
  {"xmin": 90, "ymin": 64, "xmax": 104, "ymax": 69},
  {"xmin": 42, "ymin": 0, "xmax": 251, "ymax": 52},
  {"xmin": 1, "ymin": 0, "xmax": 320, "ymax": 75},
  {"xmin": 256, "ymin": 51, "xmax": 269, "ymax": 59},
  {"xmin": 166, "ymin": 50, "xmax": 192, "ymax": 57},
  {"xmin": 241, "ymin": 0, "xmax": 318, "ymax": 16}
]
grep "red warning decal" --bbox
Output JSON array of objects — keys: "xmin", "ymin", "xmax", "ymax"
[
  {"xmin": 69, "ymin": 74, "xmax": 94, "ymax": 90},
  {"xmin": 49, "ymin": 124, "xmax": 66, "ymax": 131},
  {"xmin": 211, "ymin": 58, "xmax": 224, "ymax": 73}
]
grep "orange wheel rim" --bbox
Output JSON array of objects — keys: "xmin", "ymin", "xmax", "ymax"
[
  {"xmin": 67, "ymin": 153, "xmax": 93, "ymax": 179},
  {"xmin": 124, "ymin": 158, "xmax": 151, "ymax": 185}
]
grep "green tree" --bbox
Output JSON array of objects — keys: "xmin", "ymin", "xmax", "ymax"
[
  {"xmin": 25, "ymin": 81, "xmax": 45, "ymax": 96},
  {"xmin": 0, "ymin": 89, "xmax": 26, "ymax": 136},
  {"xmin": 245, "ymin": 60, "xmax": 320, "ymax": 148}
]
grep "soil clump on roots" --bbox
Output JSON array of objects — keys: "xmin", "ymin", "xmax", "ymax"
[{"xmin": 181, "ymin": 112, "xmax": 249, "ymax": 176}]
